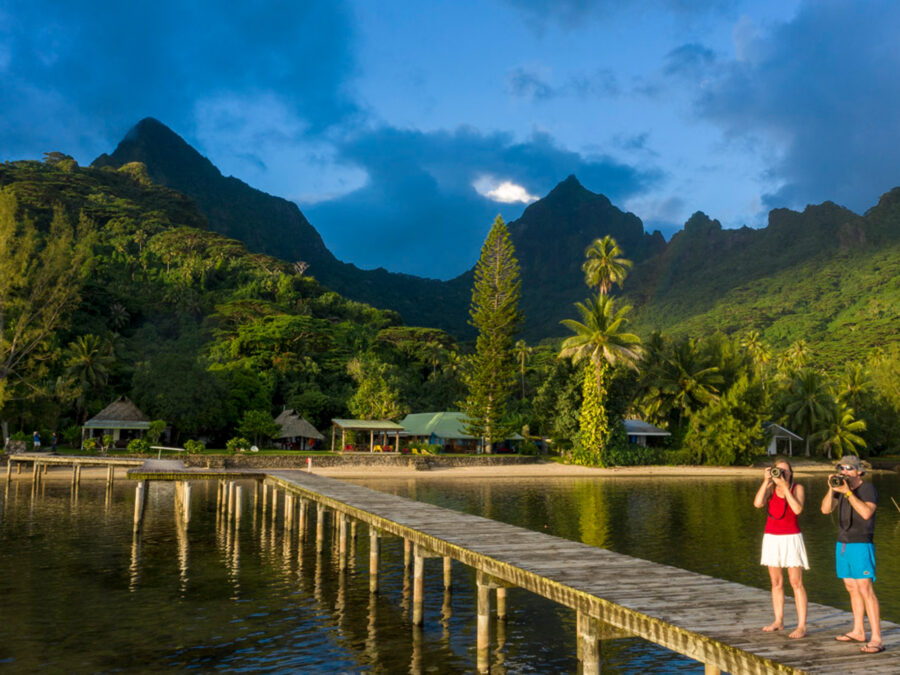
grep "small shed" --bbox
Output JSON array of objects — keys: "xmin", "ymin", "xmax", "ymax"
[
  {"xmin": 624, "ymin": 419, "xmax": 671, "ymax": 447},
  {"xmin": 82, "ymin": 396, "xmax": 151, "ymax": 448},
  {"xmin": 275, "ymin": 409, "xmax": 324, "ymax": 450},
  {"xmin": 763, "ymin": 423, "xmax": 803, "ymax": 457},
  {"xmin": 331, "ymin": 419, "xmax": 405, "ymax": 452}
]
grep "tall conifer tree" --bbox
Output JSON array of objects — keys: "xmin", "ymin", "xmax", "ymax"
[{"xmin": 462, "ymin": 215, "xmax": 522, "ymax": 453}]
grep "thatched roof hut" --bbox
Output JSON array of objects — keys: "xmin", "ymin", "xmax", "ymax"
[
  {"xmin": 84, "ymin": 396, "xmax": 150, "ymax": 431},
  {"xmin": 275, "ymin": 409, "xmax": 324, "ymax": 442}
]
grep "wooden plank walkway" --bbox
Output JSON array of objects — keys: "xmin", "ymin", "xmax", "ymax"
[
  {"xmin": 126, "ymin": 462, "xmax": 899, "ymax": 674},
  {"xmin": 8, "ymin": 452, "xmax": 145, "ymax": 468}
]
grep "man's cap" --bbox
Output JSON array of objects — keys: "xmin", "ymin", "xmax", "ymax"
[{"xmin": 838, "ymin": 454, "xmax": 862, "ymax": 471}]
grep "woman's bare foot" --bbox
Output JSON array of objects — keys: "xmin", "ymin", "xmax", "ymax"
[
  {"xmin": 788, "ymin": 626, "xmax": 806, "ymax": 639},
  {"xmin": 763, "ymin": 622, "xmax": 783, "ymax": 632}
]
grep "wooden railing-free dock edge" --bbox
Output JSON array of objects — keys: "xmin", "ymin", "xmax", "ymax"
[{"xmin": 7, "ymin": 454, "xmax": 900, "ymax": 674}]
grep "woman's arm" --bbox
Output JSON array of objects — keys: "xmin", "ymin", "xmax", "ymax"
[
  {"xmin": 753, "ymin": 468, "xmax": 773, "ymax": 509},
  {"xmin": 783, "ymin": 482, "xmax": 804, "ymax": 515}
]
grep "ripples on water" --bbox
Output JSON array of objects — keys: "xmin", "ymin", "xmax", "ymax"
[{"xmin": 1, "ymin": 470, "xmax": 898, "ymax": 673}]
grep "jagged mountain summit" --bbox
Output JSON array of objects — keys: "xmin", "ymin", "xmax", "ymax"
[
  {"xmin": 94, "ymin": 119, "xmax": 666, "ymax": 338},
  {"xmin": 93, "ymin": 118, "xmax": 336, "ymax": 271},
  {"xmin": 93, "ymin": 118, "xmax": 900, "ymax": 356}
]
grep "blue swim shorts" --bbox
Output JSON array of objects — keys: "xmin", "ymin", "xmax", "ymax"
[{"xmin": 835, "ymin": 542, "xmax": 876, "ymax": 580}]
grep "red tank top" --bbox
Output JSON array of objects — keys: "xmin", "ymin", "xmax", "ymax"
[{"xmin": 764, "ymin": 484, "xmax": 801, "ymax": 535}]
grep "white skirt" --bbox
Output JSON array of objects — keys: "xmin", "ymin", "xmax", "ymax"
[{"xmin": 761, "ymin": 533, "xmax": 809, "ymax": 569}]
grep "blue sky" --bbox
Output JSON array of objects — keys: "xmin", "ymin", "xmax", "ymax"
[{"xmin": 2, "ymin": 0, "xmax": 899, "ymax": 279}]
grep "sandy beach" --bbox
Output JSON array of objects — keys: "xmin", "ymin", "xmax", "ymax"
[
  {"xmin": 314, "ymin": 458, "xmax": 840, "ymax": 480},
  {"xmin": 3, "ymin": 457, "xmax": 848, "ymax": 483}
]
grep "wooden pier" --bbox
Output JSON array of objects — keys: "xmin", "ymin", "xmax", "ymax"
[
  {"xmin": 6, "ymin": 452, "xmax": 144, "ymax": 490},
  {"xmin": 12, "ymin": 456, "xmax": 897, "ymax": 673}
]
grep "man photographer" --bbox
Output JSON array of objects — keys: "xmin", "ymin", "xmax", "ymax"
[{"xmin": 820, "ymin": 454, "xmax": 883, "ymax": 653}]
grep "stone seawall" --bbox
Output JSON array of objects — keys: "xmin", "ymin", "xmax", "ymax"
[{"xmin": 184, "ymin": 453, "xmax": 544, "ymax": 471}]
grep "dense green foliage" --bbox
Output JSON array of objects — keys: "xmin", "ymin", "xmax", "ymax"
[
  {"xmin": 4, "ymin": 139, "xmax": 900, "ymax": 465},
  {"xmin": 0, "ymin": 158, "xmax": 460, "ymax": 445}
]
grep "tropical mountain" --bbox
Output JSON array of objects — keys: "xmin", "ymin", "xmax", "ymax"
[
  {"xmin": 92, "ymin": 119, "xmax": 900, "ymax": 363},
  {"xmin": 0, "ymin": 156, "xmax": 457, "ymax": 441},
  {"xmin": 626, "ymin": 192, "xmax": 900, "ymax": 363},
  {"xmin": 93, "ymin": 118, "xmax": 470, "ymax": 334}
]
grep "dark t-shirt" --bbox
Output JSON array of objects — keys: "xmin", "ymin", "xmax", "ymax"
[{"xmin": 837, "ymin": 481, "xmax": 878, "ymax": 544}]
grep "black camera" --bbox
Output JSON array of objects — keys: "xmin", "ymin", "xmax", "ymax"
[
  {"xmin": 829, "ymin": 475, "xmax": 846, "ymax": 488},
  {"xmin": 770, "ymin": 466, "xmax": 783, "ymax": 479}
]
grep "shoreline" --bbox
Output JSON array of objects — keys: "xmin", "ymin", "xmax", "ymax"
[
  {"xmin": 315, "ymin": 459, "xmax": 842, "ymax": 480},
  {"xmin": 3, "ymin": 457, "xmax": 873, "ymax": 483}
]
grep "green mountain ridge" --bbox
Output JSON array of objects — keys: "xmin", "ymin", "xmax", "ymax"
[
  {"xmin": 93, "ymin": 119, "xmax": 900, "ymax": 359},
  {"xmin": 93, "ymin": 118, "xmax": 471, "ymax": 335}
]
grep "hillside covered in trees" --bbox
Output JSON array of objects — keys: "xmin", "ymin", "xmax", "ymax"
[
  {"xmin": 4, "ymin": 139, "xmax": 900, "ymax": 464},
  {"xmin": 0, "ymin": 157, "xmax": 465, "ymax": 446},
  {"xmin": 95, "ymin": 120, "xmax": 900, "ymax": 365}
]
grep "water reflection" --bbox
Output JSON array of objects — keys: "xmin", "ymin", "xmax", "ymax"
[{"xmin": 4, "ymin": 471, "xmax": 899, "ymax": 673}]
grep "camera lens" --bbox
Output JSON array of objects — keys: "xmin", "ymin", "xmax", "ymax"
[
  {"xmin": 829, "ymin": 475, "xmax": 845, "ymax": 488},
  {"xmin": 770, "ymin": 466, "xmax": 782, "ymax": 478}
]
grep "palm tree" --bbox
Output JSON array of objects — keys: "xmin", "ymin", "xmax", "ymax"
[
  {"xmin": 837, "ymin": 363, "xmax": 870, "ymax": 412},
  {"xmin": 777, "ymin": 340, "xmax": 810, "ymax": 378},
  {"xmin": 813, "ymin": 402, "xmax": 866, "ymax": 459},
  {"xmin": 560, "ymin": 294, "xmax": 642, "ymax": 465},
  {"xmin": 514, "ymin": 339, "xmax": 532, "ymax": 398},
  {"xmin": 581, "ymin": 236, "xmax": 633, "ymax": 295},
  {"xmin": 64, "ymin": 334, "xmax": 115, "ymax": 422},
  {"xmin": 657, "ymin": 338, "xmax": 724, "ymax": 429},
  {"xmin": 559, "ymin": 294, "xmax": 643, "ymax": 377},
  {"xmin": 419, "ymin": 340, "xmax": 446, "ymax": 377},
  {"xmin": 783, "ymin": 368, "xmax": 832, "ymax": 457},
  {"xmin": 740, "ymin": 330, "xmax": 771, "ymax": 375}
]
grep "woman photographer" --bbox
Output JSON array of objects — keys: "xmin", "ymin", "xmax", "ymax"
[{"xmin": 753, "ymin": 459, "xmax": 808, "ymax": 638}]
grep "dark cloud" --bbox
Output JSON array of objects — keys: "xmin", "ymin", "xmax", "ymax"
[
  {"xmin": 507, "ymin": 67, "xmax": 620, "ymax": 102},
  {"xmin": 664, "ymin": 43, "xmax": 717, "ymax": 78},
  {"xmin": 695, "ymin": 1, "xmax": 900, "ymax": 212},
  {"xmin": 503, "ymin": 0, "xmax": 738, "ymax": 30},
  {"xmin": 507, "ymin": 68, "xmax": 555, "ymax": 100},
  {"xmin": 0, "ymin": 0, "xmax": 356, "ymax": 161},
  {"xmin": 305, "ymin": 126, "xmax": 661, "ymax": 279}
]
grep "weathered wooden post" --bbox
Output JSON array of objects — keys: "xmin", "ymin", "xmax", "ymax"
[
  {"xmin": 227, "ymin": 481, "xmax": 235, "ymax": 521},
  {"xmin": 75, "ymin": 464, "xmax": 82, "ymax": 488},
  {"xmin": 106, "ymin": 464, "xmax": 114, "ymax": 489},
  {"xmin": 261, "ymin": 481, "xmax": 268, "ymax": 517},
  {"xmin": 476, "ymin": 570, "xmax": 491, "ymax": 673},
  {"xmin": 369, "ymin": 528, "xmax": 380, "ymax": 594},
  {"xmin": 298, "ymin": 498, "xmax": 308, "ymax": 540},
  {"xmin": 133, "ymin": 481, "xmax": 147, "ymax": 533},
  {"xmin": 71, "ymin": 464, "xmax": 78, "ymax": 486},
  {"xmin": 443, "ymin": 556, "xmax": 452, "ymax": 591},
  {"xmin": 577, "ymin": 611, "xmax": 600, "ymax": 675},
  {"xmin": 316, "ymin": 503, "xmax": 326, "ymax": 554},
  {"xmin": 496, "ymin": 587, "xmax": 507, "ymax": 622},
  {"xmin": 338, "ymin": 513, "xmax": 348, "ymax": 571},
  {"xmin": 5, "ymin": 459, "xmax": 11, "ymax": 480},
  {"xmin": 271, "ymin": 487, "xmax": 278, "ymax": 524},
  {"xmin": 233, "ymin": 484, "xmax": 241, "ymax": 527},
  {"xmin": 404, "ymin": 538, "xmax": 412, "ymax": 569},
  {"xmin": 284, "ymin": 493, "xmax": 293, "ymax": 532},
  {"xmin": 412, "ymin": 545, "xmax": 426, "ymax": 626},
  {"xmin": 31, "ymin": 461, "xmax": 39, "ymax": 484},
  {"xmin": 183, "ymin": 482, "xmax": 192, "ymax": 526}
]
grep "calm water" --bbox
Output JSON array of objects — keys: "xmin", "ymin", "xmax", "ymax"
[{"xmin": 1, "ymin": 470, "xmax": 899, "ymax": 673}]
